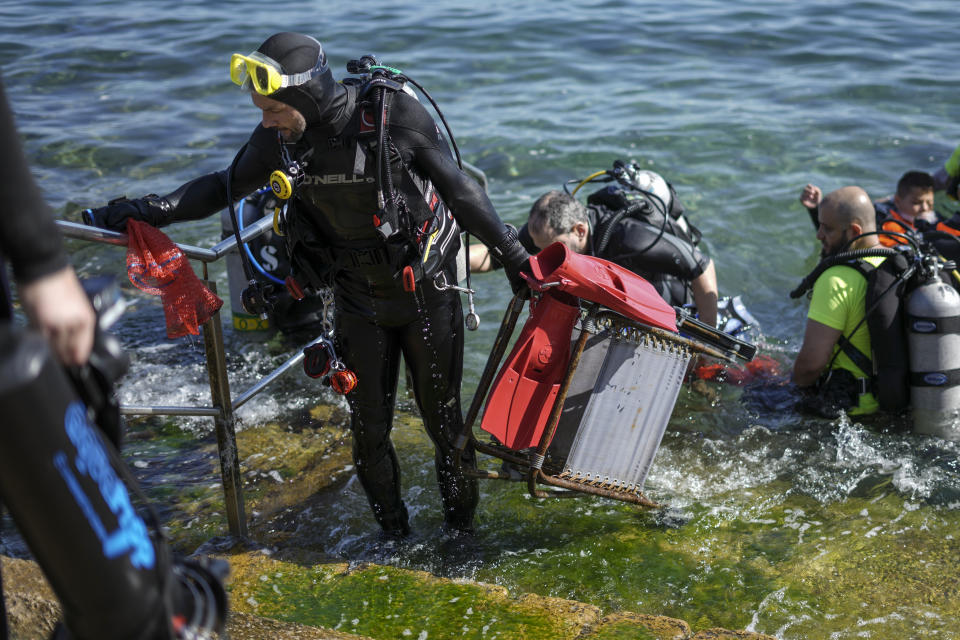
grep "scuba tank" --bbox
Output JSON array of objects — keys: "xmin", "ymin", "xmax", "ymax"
[
  {"xmin": 221, "ymin": 204, "xmax": 264, "ymax": 331},
  {"xmin": 906, "ymin": 258, "xmax": 960, "ymax": 440},
  {"xmin": 221, "ymin": 189, "xmax": 326, "ymax": 334}
]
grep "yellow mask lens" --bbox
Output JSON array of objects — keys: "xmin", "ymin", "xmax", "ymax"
[
  {"xmin": 228, "ymin": 53, "xmax": 284, "ymax": 95},
  {"xmin": 252, "ymin": 63, "xmax": 281, "ymax": 95}
]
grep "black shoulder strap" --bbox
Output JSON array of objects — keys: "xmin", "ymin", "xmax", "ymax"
[
  {"xmin": 592, "ymin": 206, "xmax": 621, "ymax": 257},
  {"xmin": 836, "ymin": 333, "xmax": 873, "ymax": 377},
  {"xmin": 830, "ymin": 259, "xmax": 875, "ymax": 377}
]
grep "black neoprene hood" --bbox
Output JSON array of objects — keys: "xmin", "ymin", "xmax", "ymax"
[{"xmin": 255, "ymin": 32, "xmax": 338, "ymax": 125}]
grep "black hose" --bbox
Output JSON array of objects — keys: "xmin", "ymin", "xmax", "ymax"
[
  {"xmin": 594, "ymin": 201, "xmax": 644, "ymax": 256},
  {"xmin": 377, "ymin": 85, "xmax": 394, "ymax": 208},
  {"xmin": 224, "ymin": 143, "xmax": 258, "ymax": 283},
  {"xmin": 404, "ymin": 75, "xmax": 462, "ymax": 170},
  {"xmin": 922, "ymin": 228, "xmax": 960, "ymax": 254}
]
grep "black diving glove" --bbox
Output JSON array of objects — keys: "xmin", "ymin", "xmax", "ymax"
[
  {"xmin": 82, "ymin": 194, "xmax": 172, "ymax": 232},
  {"xmin": 491, "ymin": 225, "xmax": 532, "ymax": 297}
]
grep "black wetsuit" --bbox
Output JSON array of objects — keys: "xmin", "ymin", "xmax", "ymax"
[
  {"xmin": 0, "ymin": 85, "xmax": 68, "ymax": 317},
  {"xmin": 2, "ymin": 79, "xmax": 187, "ymax": 640},
  {"xmin": 518, "ymin": 196, "xmax": 709, "ymax": 308},
  {"xmin": 92, "ymin": 81, "xmax": 517, "ymax": 534},
  {"xmin": 0, "ymin": 74, "xmax": 71, "ymax": 640}
]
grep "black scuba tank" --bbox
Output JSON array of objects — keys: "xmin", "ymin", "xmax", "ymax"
[{"xmin": 0, "ymin": 325, "xmax": 230, "ymax": 639}]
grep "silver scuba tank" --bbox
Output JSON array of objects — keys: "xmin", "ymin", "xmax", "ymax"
[
  {"xmin": 221, "ymin": 207, "xmax": 267, "ymax": 331},
  {"xmin": 906, "ymin": 275, "xmax": 960, "ymax": 440}
]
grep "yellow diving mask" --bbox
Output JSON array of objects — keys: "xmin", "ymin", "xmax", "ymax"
[{"xmin": 229, "ymin": 50, "xmax": 323, "ymax": 96}]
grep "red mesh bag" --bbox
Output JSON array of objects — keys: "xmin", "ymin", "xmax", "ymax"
[
  {"xmin": 125, "ymin": 219, "xmax": 223, "ymax": 338},
  {"xmin": 693, "ymin": 354, "xmax": 783, "ymax": 386}
]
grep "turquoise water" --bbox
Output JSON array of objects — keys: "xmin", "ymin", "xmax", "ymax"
[{"xmin": 3, "ymin": 1, "xmax": 960, "ymax": 637}]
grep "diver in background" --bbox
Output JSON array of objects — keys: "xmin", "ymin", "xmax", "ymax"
[
  {"xmin": 471, "ymin": 172, "xmax": 718, "ymax": 328},
  {"xmin": 83, "ymin": 32, "xmax": 531, "ymax": 537},
  {"xmin": 0, "ymin": 78, "xmax": 226, "ymax": 639},
  {"xmin": 799, "ymin": 171, "xmax": 938, "ymax": 243},
  {"xmin": 792, "ymin": 186, "xmax": 885, "ymax": 418}
]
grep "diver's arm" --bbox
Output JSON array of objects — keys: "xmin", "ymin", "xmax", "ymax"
[
  {"xmin": 799, "ymin": 183, "xmax": 822, "ymax": 229},
  {"xmin": 690, "ymin": 259, "xmax": 718, "ymax": 328},
  {"xmin": 1, "ymin": 79, "xmax": 94, "ymax": 365},
  {"xmin": 469, "ymin": 243, "xmax": 496, "ymax": 272},
  {"xmin": 415, "ymin": 146, "xmax": 508, "ymax": 246},
  {"xmin": 84, "ymin": 126, "xmax": 275, "ymax": 230},
  {"xmin": 469, "ymin": 223, "xmax": 538, "ymax": 273},
  {"xmin": 0, "ymin": 80, "xmax": 68, "ymax": 284},
  {"xmin": 161, "ymin": 126, "xmax": 276, "ymax": 222},
  {"xmin": 791, "ymin": 318, "xmax": 842, "ymax": 386},
  {"xmin": 389, "ymin": 96, "xmax": 510, "ymax": 248}
]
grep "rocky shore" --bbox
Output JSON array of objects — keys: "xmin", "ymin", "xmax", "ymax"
[
  {"xmin": 3, "ymin": 553, "xmax": 775, "ymax": 639},
  {"xmin": 2, "ymin": 405, "xmax": 778, "ymax": 639}
]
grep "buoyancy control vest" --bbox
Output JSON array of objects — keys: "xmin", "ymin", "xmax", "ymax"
[
  {"xmin": 582, "ymin": 167, "xmax": 706, "ymax": 308},
  {"xmin": 587, "ymin": 179, "xmax": 702, "ymax": 256},
  {"xmin": 836, "ymin": 252, "xmax": 912, "ymax": 411},
  {"xmin": 279, "ymin": 65, "xmax": 461, "ymax": 296}
]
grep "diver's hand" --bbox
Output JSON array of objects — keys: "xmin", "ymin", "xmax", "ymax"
[
  {"xmin": 82, "ymin": 194, "xmax": 171, "ymax": 232},
  {"xmin": 799, "ymin": 183, "xmax": 822, "ymax": 210},
  {"xmin": 19, "ymin": 266, "xmax": 96, "ymax": 366},
  {"xmin": 492, "ymin": 225, "xmax": 532, "ymax": 298}
]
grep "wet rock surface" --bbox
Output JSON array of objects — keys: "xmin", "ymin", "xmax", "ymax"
[
  {"xmin": 2, "ymin": 406, "xmax": 776, "ymax": 639},
  {"xmin": 3, "ymin": 553, "xmax": 774, "ymax": 639}
]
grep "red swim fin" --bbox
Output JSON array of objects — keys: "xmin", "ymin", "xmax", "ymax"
[
  {"xmin": 480, "ymin": 291, "xmax": 581, "ymax": 450},
  {"xmin": 528, "ymin": 242, "xmax": 678, "ymax": 332}
]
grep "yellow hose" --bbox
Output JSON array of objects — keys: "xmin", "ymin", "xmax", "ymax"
[{"xmin": 571, "ymin": 171, "xmax": 608, "ymax": 196}]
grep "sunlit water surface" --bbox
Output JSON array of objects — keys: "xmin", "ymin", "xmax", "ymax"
[{"xmin": 2, "ymin": 1, "xmax": 960, "ymax": 637}]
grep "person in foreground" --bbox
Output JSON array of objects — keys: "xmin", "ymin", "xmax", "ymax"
[
  {"xmin": 471, "ymin": 173, "xmax": 718, "ymax": 328},
  {"xmin": 83, "ymin": 33, "xmax": 530, "ymax": 537},
  {"xmin": 1, "ymin": 78, "xmax": 226, "ymax": 640},
  {"xmin": 792, "ymin": 186, "xmax": 884, "ymax": 417}
]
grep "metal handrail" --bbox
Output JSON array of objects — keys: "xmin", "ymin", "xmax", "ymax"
[
  {"xmin": 56, "ymin": 216, "xmax": 308, "ymax": 539},
  {"xmin": 232, "ymin": 334, "xmax": 326, "ymax": 411},
  {"xmin": 57, "ymin": 215, "xmax": 275, "ymax": 263}
]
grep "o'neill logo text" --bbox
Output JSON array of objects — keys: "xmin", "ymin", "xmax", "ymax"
[{"xmin": 303, "ymin": 174, "xmax": 376, "ymax": 185}]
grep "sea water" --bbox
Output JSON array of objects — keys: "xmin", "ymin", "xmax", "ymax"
[{"xmin": 2, "ymin": 1, "xmax": 959, "ymax": 637}]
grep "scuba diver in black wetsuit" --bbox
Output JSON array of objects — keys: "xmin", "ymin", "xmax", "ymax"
[
  {"xmin": 1, "ymin": 78, "xmax": 226, "ymax": 640},
  {"xmin": 84, "ymin": 33, "xmax": 531, "ymax": 537}
]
